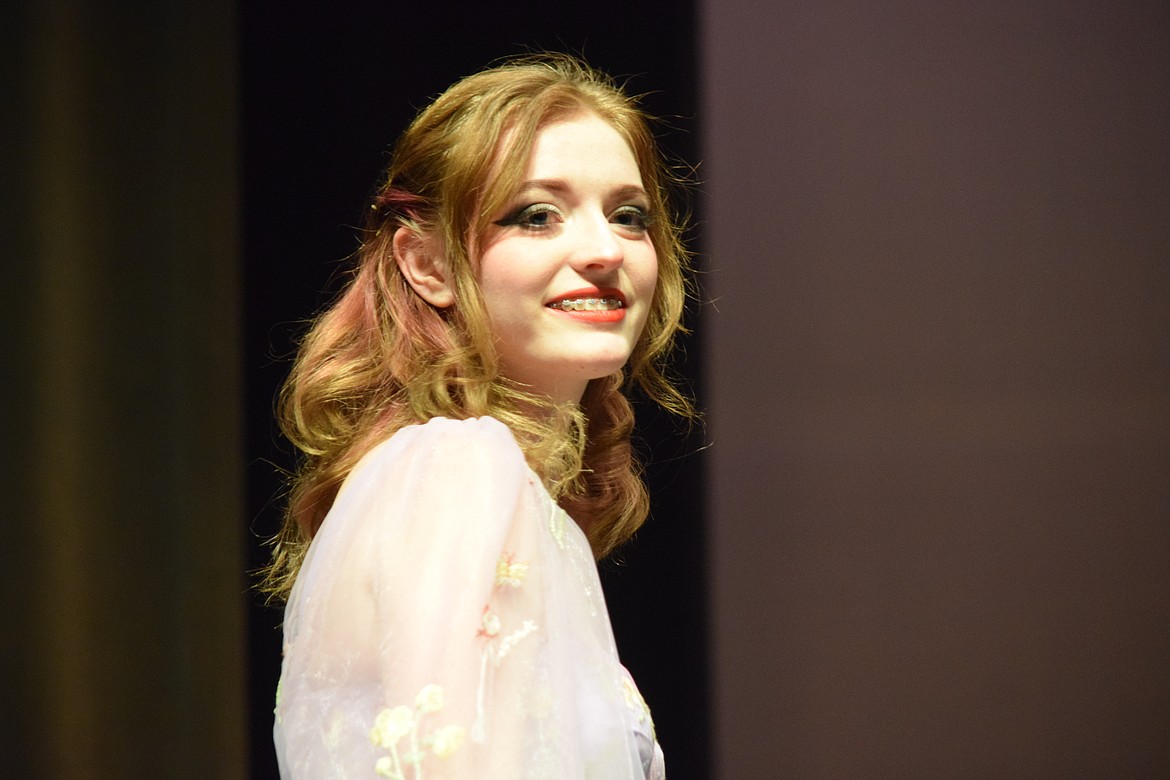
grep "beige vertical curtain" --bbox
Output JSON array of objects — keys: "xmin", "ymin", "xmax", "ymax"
[{"xmin": 3, "ymin": 2, "xmax": 247, "ymax": 777}]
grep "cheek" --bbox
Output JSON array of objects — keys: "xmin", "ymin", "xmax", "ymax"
[
  {"xmin": 477, "ymin": 255, "xmax": 518, "ymax": 306},
  {"xmin": 478, "ymin": 242, "xmax": 543, "ymax": 297},
  {"xmin": 478, "ymin": 262, "xmax": 541, "ymax": 338}
]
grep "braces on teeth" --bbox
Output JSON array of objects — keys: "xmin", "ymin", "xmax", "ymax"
[{"xmin": 549, "ymin": 298, "xmax": 623, "ymax": 311}]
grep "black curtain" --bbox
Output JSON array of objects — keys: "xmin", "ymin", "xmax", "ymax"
[{"xmin": 239, "ymin": 4, "xmax": 710, "ymax": 779}]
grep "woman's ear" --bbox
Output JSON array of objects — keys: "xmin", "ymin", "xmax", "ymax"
[{"xmin": 393, "ymin": 227, "xmax": 455, "ymax": 308}]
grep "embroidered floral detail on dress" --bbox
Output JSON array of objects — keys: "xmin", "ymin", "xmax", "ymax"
[
  {"xmin": 547, "ymin": 504, "xmax": 567, "ymax": 548},
  {"xmin": 473, "ymin": 551, "xmax": 539, "ymax": 743},
  {"xmin": 497, "ymin": 620, "xmax": 538, "ymax": 659},
  {"xmin": 370, "ymin": 684, "xmax": 466, "ymax": 779},
  {"xmin": 620, "ymin": 675, "xmax": 657, "ymax": 741},
  {"xmin": 477, "ymin": 605, "xmax": 501, "ymax": 638},
  {"xmin": 495, "ymin": 554, "xmax": 529, "ymax": 587},
  {"xmin": 415, "ymin": 684, "xmax": 444, "ymax": 713},
  {"xmin": 428, "ymin": 725, "xmax": 465, "ymax": 759}
]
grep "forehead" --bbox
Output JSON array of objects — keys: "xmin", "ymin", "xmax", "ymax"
[{"xmin": 521, "ymin": 113, "xmax": 643, "ymax": 184}]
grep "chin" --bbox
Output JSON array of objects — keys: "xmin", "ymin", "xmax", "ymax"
[{"xmin": 577, "ymin": 348, "xmax": 637, "ymax": 377}]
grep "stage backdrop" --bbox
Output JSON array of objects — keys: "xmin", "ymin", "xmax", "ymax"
[
  {"xmin": 702, "ymin": 1, "xmax": 1170, "ymax": 777},
  {"xmin": 238, "ymin": 4, "xmax": 708, "ymax": 778},
  {"xmin": 2, "ymin": 1, "xmax": 247, "ymax": 777},
  {"xmin": 9, "ymin": 1, "xmax": 1167, "ymax": 778}
]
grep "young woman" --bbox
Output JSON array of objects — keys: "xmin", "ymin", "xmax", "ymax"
[{"xmin": 263, "ymin": 54, "xmax": 693, "ymax": 779}]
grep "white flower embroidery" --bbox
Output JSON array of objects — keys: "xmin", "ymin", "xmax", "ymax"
[
  {"xmin": 370, "ymin": 685, "xmax": 464, "ymax": 779},
  {"xmin": 472, "ymin": 549, "xmax": 540, "ymax": 743},
  {"xmin": 478, "ymin": 606, "xmax": 501, "ymax": 638},
  {"xmin": 429, "ymin": 724, "xmax": 466, "ymax": 759},
  {"xmin": 415, "ymin": 684, "xmax": 444, "ymax": 714},
  {"xmin": 497, "ymin": 620, "xmax": 539, "ymax": 659},
  {"xmin": 370, "ymin": 705, "xmax": 414, "ymax": 748}
]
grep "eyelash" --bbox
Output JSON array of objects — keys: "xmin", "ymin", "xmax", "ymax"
[
  {"xmin": 495, "ymin": 203, "xmax": 560, "ymax": 229},
  {"xmin": 611, "ymin": 205, "xmax": 653, "ymax": 232},
  {"xmin": 494, "ymin": 203, "xmax": 654, "ymax": 232}
]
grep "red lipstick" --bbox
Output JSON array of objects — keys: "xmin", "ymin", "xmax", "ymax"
[{"xmin": 545, "ymin": 287, "xmax": 627, "ymax": 323}]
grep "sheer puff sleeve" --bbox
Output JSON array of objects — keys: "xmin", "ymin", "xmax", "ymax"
[{"xmin": 274, "ymin": 417, "xmax": 659, "ymax": 779}]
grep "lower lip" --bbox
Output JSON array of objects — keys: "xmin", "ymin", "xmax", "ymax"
[{"xmin": 548, "ymin": 307, "xmax": 626, "ymax": 323}]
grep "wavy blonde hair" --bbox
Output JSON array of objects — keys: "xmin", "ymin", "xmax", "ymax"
[{"xmin": 260, "ymin": 54, "xmax": 694, "ymax": 600}]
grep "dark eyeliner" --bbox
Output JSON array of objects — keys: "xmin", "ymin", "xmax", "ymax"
[
  {"xmin": 493, "ymin": 203, "xmax": 556, "ymax": 227},
  {"xmin": 493, "ymin": 206, "xmax": 526, "ymax": 227}
]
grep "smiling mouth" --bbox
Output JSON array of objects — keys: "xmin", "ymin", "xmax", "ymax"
[{"xmin": 547, "ymin": 297, "xmax": 624, "ymax": 312}]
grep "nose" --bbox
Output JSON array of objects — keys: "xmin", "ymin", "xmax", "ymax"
[{"xmin": 569, "ymin": 212, "xmax": 624, "ymax": 273}]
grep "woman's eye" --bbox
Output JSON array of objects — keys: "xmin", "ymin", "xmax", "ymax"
[
  {"xmin": 612, "ymin": 205, "xmax": 652, "ymax": 232},
  {"xmin": 495, "ymin": 203, "xmax": 561, "ymax": 230}
]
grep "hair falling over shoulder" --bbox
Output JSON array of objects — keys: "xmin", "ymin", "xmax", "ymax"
[{"xmin": 259, "ymin": 53, "xmax": 696, "ymax": 602}]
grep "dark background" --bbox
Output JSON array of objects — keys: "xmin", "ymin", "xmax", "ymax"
[{"xmin": 239, "ymin": 4, "xmax": 709, "ymax": 778}]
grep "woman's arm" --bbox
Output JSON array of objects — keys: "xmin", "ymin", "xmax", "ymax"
[{"xmin": 276, "ymin": 417, "xmax": 648, "ymax": 778}]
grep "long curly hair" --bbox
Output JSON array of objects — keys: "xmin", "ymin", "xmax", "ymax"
[{"xmin": 260, "ymin": 53, "xmax": 694, "ymax": 600}]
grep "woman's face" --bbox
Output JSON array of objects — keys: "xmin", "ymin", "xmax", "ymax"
[{"xmin": 477, "ymin": 112, "xmax": 658, "ymax": 404}]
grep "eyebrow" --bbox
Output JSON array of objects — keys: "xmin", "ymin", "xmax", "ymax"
[{"xmin": 514, "ymin": 179, "xmax": 649, "ymax": 201}]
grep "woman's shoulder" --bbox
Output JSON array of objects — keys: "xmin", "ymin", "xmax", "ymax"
[
  {"xmin": 322, "ymin": 416, "xmax": 533, "ymax": 543},
  {"xmin": 356, "ymin": 415, "xmax": 525, "ymax": 478}
]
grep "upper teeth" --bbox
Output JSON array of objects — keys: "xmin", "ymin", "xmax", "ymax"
[{"xmin": 550, "ymin": 298, "xmax": 622, "ymax": 311}]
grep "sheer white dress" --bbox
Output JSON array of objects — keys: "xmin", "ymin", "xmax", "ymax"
[{"xmin": 274, "ymin": 416, "xmax": 665, "ymax": 779}]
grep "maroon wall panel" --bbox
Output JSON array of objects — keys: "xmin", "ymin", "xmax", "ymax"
[{"xmin": 702, "ymin": 2, "xmax": 1169, "ymax": 776}]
